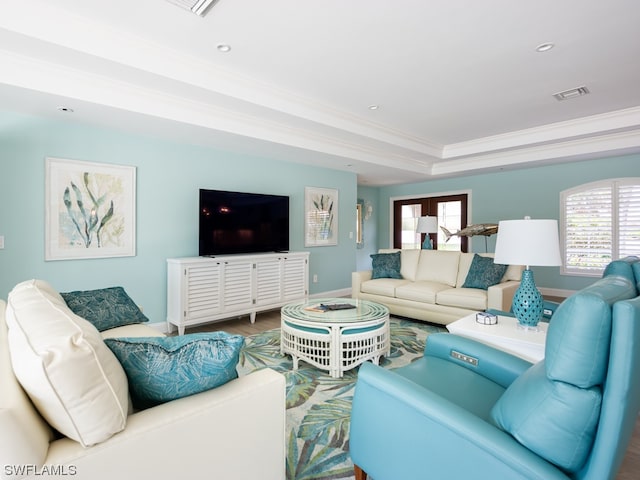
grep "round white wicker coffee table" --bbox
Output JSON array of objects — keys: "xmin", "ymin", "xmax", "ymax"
[{"xmin": 280, "ymin": 298, "xmax": 390, "ymax": 378}]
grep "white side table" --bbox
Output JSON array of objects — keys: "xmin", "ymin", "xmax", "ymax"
[{"xmin": 446, "ymin": 313, "xmax": 547, "ymax": 363}]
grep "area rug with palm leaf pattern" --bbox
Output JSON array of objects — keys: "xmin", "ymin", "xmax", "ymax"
[{"xmin": 237, "ymin": 317, "xmax": 445, "ymax": 480}]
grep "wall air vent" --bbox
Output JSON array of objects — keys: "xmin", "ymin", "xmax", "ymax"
[
  {"xmin": 165, "ymin": 0, "xmax": 219, "ymax": 16},
  {"xmin": 553, "ymin": 86, "xmax": 590, "ymax": 101}
]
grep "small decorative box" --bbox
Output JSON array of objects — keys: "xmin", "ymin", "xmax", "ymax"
[{"xmin": 475, "ymin": 312, "xmax": 498, "ymax": 325}]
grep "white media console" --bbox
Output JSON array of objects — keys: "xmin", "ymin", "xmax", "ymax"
[{"xmin": 167, "ymin": 252, "xmax": 310, "ymax": 334}]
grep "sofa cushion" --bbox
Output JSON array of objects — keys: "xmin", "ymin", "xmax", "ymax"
[
  {"xmin": 370, "ymin": 252, "xmax": 402, "ymax": 279},
  {"xmin": 61, "ymin": 286, "xmax": 150, "ymax": 332},
  {"xmin": 502, "ymin": 263, "xmax": 524, "ymax": 282},
  {"xmin": 5, "ymin": 280, "xmax": 129, "ymax": 447},
  {"xmin": 400, "ymin": 249, "xmax": 421, "ymax": 280},
  {"xmin": 436, "ymin": 288, "xmax": 488, "ymax": 311},
  {"xmin": 491, "ymin": 362, "xmax": 602, "ymax": 472},
  {"xmin": 361, "ymin": 279, "xmax": 410, "ymax": 297},
  {"xmin": 395, "ymin": 281, "xmax": 450, "ymax": 304},
  {"xmin": 104, "ymin": 333, "xmax": 244, "ymax": 409},
  {"xmin": 101, "ymin": 323, "xmax": 165, "ymax": 340},
  {"xmin": 415, "ymin": 250, "xmax": 460, "ymax": 286},
  {"xmin": 456, "ymin": 252, "xmax": 478, "ymax": 287}
]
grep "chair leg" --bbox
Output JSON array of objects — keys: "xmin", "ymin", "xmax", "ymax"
[{"xmin": 354, "ymin": 464, "xmax": 367, "ymax": 480}]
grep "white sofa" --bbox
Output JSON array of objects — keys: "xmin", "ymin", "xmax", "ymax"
[
  {"xmin": 0, "ymin": 281, "xmax": 286, "ymax": 480},
  {"xmin": 352, "ymin": 249, "xmax": 523, "ymax": 325}
]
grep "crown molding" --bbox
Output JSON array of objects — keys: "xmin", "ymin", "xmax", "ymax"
[
  {"xmin": 431, "ymin": 128, "xmax": 640, "ymax": 176},
  {"xmin": 443, "ymin": 106, "xmax": 640, "ymax": 159}
]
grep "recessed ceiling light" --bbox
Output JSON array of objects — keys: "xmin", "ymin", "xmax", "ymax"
[
  {"xmin": 217, "ymin": 44, "xmax": 231, "ymax": 53},
  {"xmin": 56, "ymin": 106, "xmax": 74, "ymax": 113},
  {"xmin": 368, "ymin": 105, "xmax": 379, "ymax": 110},
  {"xmin": 535, "ymin": 42, "xmax": 554, "ymax": 52}
]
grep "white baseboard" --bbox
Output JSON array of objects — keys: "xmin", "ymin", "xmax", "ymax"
[
  {"xmin": 310, "ymin": 288, "xmax": 352, "ymax": 299},
  {"xmin": 148, "ymin": 321, "xmax": 169, "ymax": 334},
  {"xmin": 539, "ymin": 287, "xmax": 575, "ymax": 299}
]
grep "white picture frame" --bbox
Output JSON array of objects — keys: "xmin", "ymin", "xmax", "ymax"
[
  {"xmin": 305, "ymin": 186, "xmax": 338, "ymax": 247},
  {"xmin": 45, "ymin": 157, "xmax": 136, "ymax": 260}
]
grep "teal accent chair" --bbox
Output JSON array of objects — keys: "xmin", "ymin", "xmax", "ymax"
[{"xmin": 350, "ymin": 258, "xmax": 640, "ymax": 480}]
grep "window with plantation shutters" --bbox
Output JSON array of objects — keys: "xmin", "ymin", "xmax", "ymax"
[{"xmin": 561, "ymin": 178, "xmax": 640, "ymax": 276}]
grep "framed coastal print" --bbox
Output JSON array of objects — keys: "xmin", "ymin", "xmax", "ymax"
[
  {"xmin": 45, "ymin": 157, "xmax": 136, "ymax": 260},
  {"xmin": 305, "ymin": 186, "xmax": 338, "ymax": 247}
]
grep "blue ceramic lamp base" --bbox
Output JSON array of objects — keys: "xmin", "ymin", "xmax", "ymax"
[{"xmin": 512, "ymin": 269, "xmax": 544, "ymax": 331}]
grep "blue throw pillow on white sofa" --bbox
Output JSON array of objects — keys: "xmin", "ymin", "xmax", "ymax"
[
  {"xmin": 370, "ymin": 252, "xmax": 402, "ymax": 279},
  {"xmin": 61, "ymin": 286, "xmax": 149, "ymax": 331},
  {"xmin": 105, "ymin": 332, "xmax": 244, "ymax": 409},
  {"xmin": 462, "ymin": 254, "xmax": 507, "ymax": 289}
]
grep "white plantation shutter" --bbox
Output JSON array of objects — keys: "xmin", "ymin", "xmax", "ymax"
[{"xmin": 561, "ymin": 178, "xmax": 640, "ymax": 275}]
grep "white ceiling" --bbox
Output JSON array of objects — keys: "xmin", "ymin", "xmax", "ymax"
[{"xmin": 1, "ymin": 0, "xmax": 639, "ymax": 185}]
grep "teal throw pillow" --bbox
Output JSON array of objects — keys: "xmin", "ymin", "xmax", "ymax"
[
  {"xmin": 490, "ymin": 363, "xmax": 602, "ymax": 472},
  {"xmin": 105, "ymin": 332, "xmax": 245, "ymax": 409},
  {"xmin": 462, "ymin": 254, "xmax": 508, "ymax": 289},
  {"xmin": 61, "ymin": 286, "xmax": 149, "ymax": 331},
  {"xmin": 370, "ymin": 252, "xmax": 402, "ymax": 279}
]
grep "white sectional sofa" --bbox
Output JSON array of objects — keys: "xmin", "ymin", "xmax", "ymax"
[
  {"xmin": 1, "ymin": 280, "xmax": 285, "ymax": 480},
  {"xmin": 352, "ymin": 249, "xmax": 523, "ymax": 325}
]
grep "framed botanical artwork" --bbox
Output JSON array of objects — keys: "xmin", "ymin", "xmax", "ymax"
[
  {"xmin": 305, "ymin": 186, "xmax": 338, "ymax": 247},
  {"xmin": 45, "ymin": 157, "xmax": 136, "ymax": 260}
]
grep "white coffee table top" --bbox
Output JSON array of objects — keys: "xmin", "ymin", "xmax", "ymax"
[
  {"xmin": 281, "ymin": 298, "xmax": 389, "ymax": 326},
  {"xmin": 446, "ymin": 313, "xmax": 548, "ymax": 363}
]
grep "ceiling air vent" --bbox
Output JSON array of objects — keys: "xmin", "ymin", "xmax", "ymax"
[
  {"xmin": 165, "ymin": 0, "xmax": 219, "ymax": 16},
  {"xmin": 553, "ymin": 86, "xmax": 590, "ymax": 101}
]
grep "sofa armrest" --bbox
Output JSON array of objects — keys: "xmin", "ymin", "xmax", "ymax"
[
  {"xmin": 350, "ymin": 362, "xmax": 567, "ymax": 480},
  {"xmin": 351, "ymin": 270, "xmax": 372, "ymax": 298},
  {"xmin": 425, "ymin": 333, "xmax": 532, "ymax": 388},
  {"xmin": 43, "ymin": 369, "xmax": 285, "ymax": 480},
  {"xmin": 487, "ymin": 280, "xmax": 520, "ymax": 311}
]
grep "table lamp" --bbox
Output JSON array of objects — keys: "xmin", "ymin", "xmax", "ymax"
[
  {"xmin": 416, "ymin": 216, "xmax": 438, "ymax": 249},
  {"xmin": 494, "ymin": 216, "xmax": 562, "ymax": 330}
]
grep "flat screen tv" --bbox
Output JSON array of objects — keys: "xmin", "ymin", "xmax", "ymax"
[{"xmin": 199, "ymin": 189, "xmax": 290, "ymax": 256}]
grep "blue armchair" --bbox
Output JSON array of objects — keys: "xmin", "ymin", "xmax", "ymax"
[{"xmin": 350, "ymin": 260, "xmax": 640, "ymax": 480}]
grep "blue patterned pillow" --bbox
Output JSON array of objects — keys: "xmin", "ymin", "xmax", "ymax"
[
  {"xmin": 61, "ymin": 286, "xmax": 149, "ymax": 331},
  {"xmin": 104, "ymin": 332, "xmax": 244, "ymax": 409},
  {"xmin": 462, "ymin": 254, "xmax": 508, "ymax": 289},
  {"xmin": 370, "ymin": 252, "xmax": 402, "ymax": 279}
]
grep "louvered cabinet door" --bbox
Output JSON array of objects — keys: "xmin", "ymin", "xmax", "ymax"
[
  {"xmin": 221, "ymin": 260, "xmax": 254, "ymax": 313},
  {"xmin": 167, "ymin": 257, "xmax": 222, "ymax": 335},
  {"xmin": 255, "ymin": 258, "xmax": 283, "ymax": 306},
  {"xmin": 282, "ymin": 255, "xmax": 308, "ymax": 301},
  {"xmin": 184, "ymin": 263, "xmax": 222, "ymax": 319}
]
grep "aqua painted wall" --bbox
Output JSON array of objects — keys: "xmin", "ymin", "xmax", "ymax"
[
  {"xmin": 0, "ymin": 110, "xmax": 357, "ymax": 323},
  {"xmin": 356, "ymin": 185, "xmax": 379, "ymax": 271},
  {"xmin": 377, "ymin": 154, "xmax": 640, "ymax": 292}
]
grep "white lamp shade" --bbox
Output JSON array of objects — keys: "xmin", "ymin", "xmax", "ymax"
[
  {"xmin": 494, "ymin": 218, "xmax": 562, "ymax": 267},
  {"xmin": 416, "ymin": 216, "xmax": 438, "ymax": 234}
]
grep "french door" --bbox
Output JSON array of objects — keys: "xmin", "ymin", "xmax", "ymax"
[{"xmin": 392, "ymin": 194, "xmax": 468, "ymax": 251}]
